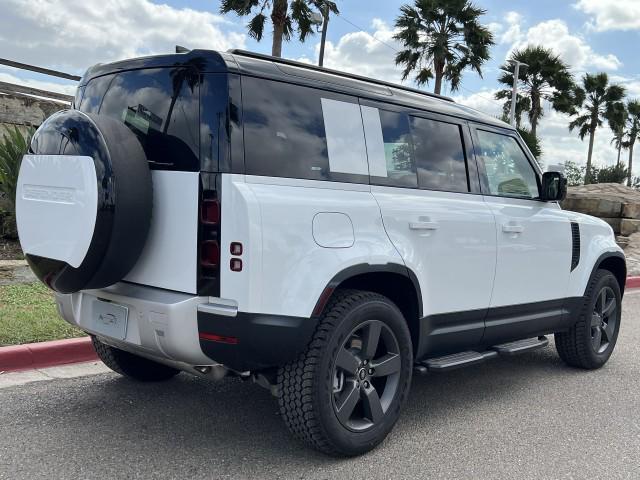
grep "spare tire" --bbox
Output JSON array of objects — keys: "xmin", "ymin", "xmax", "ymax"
[{"xmin": 16, "ymin": 109, "xmax": 152, "ymax": 294}]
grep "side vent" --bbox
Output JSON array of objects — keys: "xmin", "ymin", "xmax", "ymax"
[{"xmin": 570, "ymin": 222, "xmax": 580, "ymax": 271}]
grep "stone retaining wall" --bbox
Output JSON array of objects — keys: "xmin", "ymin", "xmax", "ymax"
[{"xmin": 561, "ymin": 183, "xmax": 640, "ymax": 237}]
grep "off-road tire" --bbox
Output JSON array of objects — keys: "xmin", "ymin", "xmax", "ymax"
[
  {"xmin": 92, "ymin": 336, "xmax": 179, "ymax": 382},
  {"xmin": 555, "ymin": 269, "xmax": 622, "ymax": 369},
  {"xmin": 277, "ymin": 289, "xmax": 413, "ymax": 456}
]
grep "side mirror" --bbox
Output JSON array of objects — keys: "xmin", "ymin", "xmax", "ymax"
[{"xmin": 540, "ymin": 171, "xmax": 567, "ymax": 202}]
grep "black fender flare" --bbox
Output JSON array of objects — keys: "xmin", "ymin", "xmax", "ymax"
[
  {"xmin": 311, "ymin": 262, "xmax": 423, "ymax": 318},
  {"xmin": 585, "ymin": 251, "xmax": 627, "ymax": 296}
]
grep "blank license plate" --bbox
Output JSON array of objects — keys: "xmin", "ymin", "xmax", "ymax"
[{"xmin": 91, "ymin": 300, "xmax": 129, "ymax": 340}]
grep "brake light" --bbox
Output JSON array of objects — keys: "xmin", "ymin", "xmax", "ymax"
[
  {"xmin": 201, "ymin": 199, "xmax": 220, "ymax": 224},
  {"xmin": 198, "ymin": 173, "xmax": 220, "ymax": 296},
  {"xmin": 201, "ymin": 241, "xmax": 220, "ymax": 267}
]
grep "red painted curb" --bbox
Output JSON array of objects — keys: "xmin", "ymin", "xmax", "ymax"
[
  {"xmin": 0, "ymin": 337, "xmax": 97, "ymax": 373},
  {"xmin": 628, "ymin": 276, "xmax": 640, "ymax": 289}
]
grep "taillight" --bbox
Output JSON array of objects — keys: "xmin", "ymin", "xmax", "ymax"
[
  {"xmin": 201, "ymin": 199, "xmax": 220, "ymax": 224},
  {"xmin": 201, "ymin": 241, "xmax": 220, "ymax": 267},
  {"xmin": 198, "ymin": 173, "xmax": 220, "ymax": 296}
]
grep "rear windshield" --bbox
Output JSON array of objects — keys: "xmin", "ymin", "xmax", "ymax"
[{"xmin": 78, "ymin": 67, "xmax": 200, "ymax": 171}]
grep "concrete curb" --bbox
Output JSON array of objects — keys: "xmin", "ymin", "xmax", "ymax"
[
  {"xmin": 1, "ymin": 276, "xmax": 639, "ymax": 373},
  {"xmin": 0, "ymin": 337, "xmax": 97, "ymax": 373}
]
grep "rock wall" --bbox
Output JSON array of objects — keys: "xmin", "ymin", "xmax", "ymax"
[
  {"xmin": 0, "ymin": 92, "xmax": 66, "ymax": 135},
  {"xmin": 562, "ymin": 183, "xmax": 640, "ymax": 237}
]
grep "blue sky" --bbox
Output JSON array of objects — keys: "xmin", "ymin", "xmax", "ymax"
[{"xmin": 1, "ymin": 0, "xmax": 639, "ymax": 173}]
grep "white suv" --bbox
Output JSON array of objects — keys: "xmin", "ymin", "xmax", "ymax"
[{"xmin": 16, "ymin": 49, "xmax": 626, "ymax": 456}]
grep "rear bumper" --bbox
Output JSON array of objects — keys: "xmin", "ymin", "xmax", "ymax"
[{"xmin": 55, "ymin": 282, "xmax": 317, "ymax": 372}]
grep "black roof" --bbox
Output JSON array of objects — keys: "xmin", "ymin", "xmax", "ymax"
[{"xmin": 80, "ymin": 48, "xmax": 509, "ymax": 130}]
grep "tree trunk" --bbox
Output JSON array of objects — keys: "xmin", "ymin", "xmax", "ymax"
[
  {"xmin": 433, "ymin": 59, "xmax": 444, "ymax": 95},
  {"xmin": 271, "ymin": 0, "xmax": 288, "ymax": 57},
  {"xmin": 585, "ymin": 127, "xmax": 596, "ymax": 184},
  {"xmin": 628, "ymin": 140, "xmax": 635, "ymax": 187},
  {"xmin": 318, "ymin": 3, "xmax": 329, "ymax": 67},
  {"xmin": 617, "ymin": 140, "xmax": 622, "ymax": 166},
  {"xmin": 530, "ymin": 89, "xmax": 540, "ymax": 138}
]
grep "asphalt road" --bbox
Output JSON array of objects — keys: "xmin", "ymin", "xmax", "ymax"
[{"xmin": 1, "ymin": 291, "xmax": 640, "ymax": 480}]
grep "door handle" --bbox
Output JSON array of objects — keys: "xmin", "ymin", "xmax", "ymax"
[
  {"xmin": 409, "ymin": 221, "xmax": 439, "ymax": 231},
  {"xmin": 502, "ymin": 223, "xmax": 524, "ymax": 234}
]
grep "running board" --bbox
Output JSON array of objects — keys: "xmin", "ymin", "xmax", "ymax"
[
  {"xmin": 421, "ymin": 351, "xmax": 498, "ymax": 372},
  {"xmin": 416, "ymin": 336, "xmax": 549, "ymax": 374},
  {"xmin": 491, "ymin": 336, "xmax": 549, "ymax": 356}
]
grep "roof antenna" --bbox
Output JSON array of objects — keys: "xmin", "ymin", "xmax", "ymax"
[{"xmin": 175, "ymin": 45, "xmax": 190, "ymax": 53}]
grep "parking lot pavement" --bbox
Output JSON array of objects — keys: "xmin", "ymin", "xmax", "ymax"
[{"xmin": 1, "ymin": 291, "xmax": 639, "ymax": 480}]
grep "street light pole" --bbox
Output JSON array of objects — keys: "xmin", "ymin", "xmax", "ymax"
[
  {"xmin": 318, "ymin": 2, "xmax": 330, "ymax": 67},
  {"xmin": 509, "ymin": 60, "xmax": 528, "ymax": 127}
]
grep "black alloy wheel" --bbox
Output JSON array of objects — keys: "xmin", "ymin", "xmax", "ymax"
[
  {"xmin": 590, "ymin": 286, "xmax": 618, "ymax": 354},
  {"xmin": 332, "ymin": 319, "xmax": 401, "ymax": 432}
]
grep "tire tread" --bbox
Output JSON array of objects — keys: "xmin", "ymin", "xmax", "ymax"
[{"xmin": 276, "ymin": 289, "xmax": 389, "ymax": 455}]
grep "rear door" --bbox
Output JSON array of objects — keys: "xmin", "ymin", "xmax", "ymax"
[
  {"xmin": 363, "ymin": 101, "xmax": 497, "ymax": 357},
  {"xmin": 470, "ymin": 125, "xmax": 572, "ymax": 342}
]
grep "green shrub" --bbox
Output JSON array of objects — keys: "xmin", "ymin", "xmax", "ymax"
[{"xmin": 0, "ymin": 126, "xmax": 33, "ymax": 238}]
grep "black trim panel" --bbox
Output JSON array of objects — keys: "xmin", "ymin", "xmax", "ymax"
[
  {"xmin": 417, "ymin": 297, "xmax": 584, "ymax": 361},
  {"xmin": 321, "ymin": 263, "xmax": 423, "ymax": 318},
  {"xmin": 198, "ymin": 311, "xmax": 318, "ymax": 372}
]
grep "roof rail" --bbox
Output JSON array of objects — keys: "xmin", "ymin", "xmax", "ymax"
[{"xmin": 228, "ymin": 49, "xmax": 454, "ymax": 103}]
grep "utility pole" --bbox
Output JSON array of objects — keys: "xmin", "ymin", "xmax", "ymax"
[
  {"xmin": 318, "ymin": 2, "xmax": 330, "ymax": 67},
  {"xmin": 508, "ymin": 60, "xmax": 528, "ymax": 127}
]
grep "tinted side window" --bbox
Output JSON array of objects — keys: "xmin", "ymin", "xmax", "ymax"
[
  {"xmin": 80, "ymin": 68, "xmax": 200, "ymax": 171},
  {"xmin": 242, "ymin": 77, "xmax": 368, "ymax": 182},
  {"xmin": 410, "ymin": 117, "xmax": 468, "ymax": 193},
  {"xmin": 475, "ymin": 130, "xmax": 539, "ymax": 198},
  {"xmin": 361, "ymin": 106, "xmax": 417, "ymax": 188}
]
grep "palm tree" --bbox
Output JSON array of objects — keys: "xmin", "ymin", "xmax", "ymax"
[
  {"xmin": 393, "ymin": 0, "xmax": 494, "ymax": 95},
  {"xmin": 623, "ymin": 100, "xmax": 640, "ymax": 186},
  {"xmin": 495, "ymin": 46, "xmax": 575, "ymax": 138},
  {"xmin": 609, "ymin": 102, "xmax": 628, "ymax": 167},
  {"xmin": 568, "ymin": 73, "xmax": 626, "ymax": 184},
  {"xmin": 220, "ymin": 0, "xmax": 338, "ymax": 57}
]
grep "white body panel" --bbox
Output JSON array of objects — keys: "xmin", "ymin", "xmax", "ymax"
[
  {"xmin": 16, "ymin": 154, "xmax": 98, "ymax": 268},
  {"xmin": 566, "ymin": 212, "xmax": 623, "ymax": 298},
  {"xmin": 220, "ymin": 175, "xmax": 403, "ymax": 318},
  {"xmin": 125, "ymin": 171, "xmax": 199, "ymax": 293},
  {"xmin": 484, "ymin": 197, "xmax": 572, "ymax": 307},
  {"xmin": 372, "ymin": 186, "xmax": 496, "ymax": 316}
]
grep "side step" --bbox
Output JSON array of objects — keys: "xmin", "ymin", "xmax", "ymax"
[
  {"xmin": 416, "ymin": 336, "xmax": 549, "ymax": 374},
  {"xmin": 491, "ymin": 336, "xmax": 549, "ymax": 356},
  {"xmin": 421, "ymin": 350, "xmax": 498, "ymax": 372}
]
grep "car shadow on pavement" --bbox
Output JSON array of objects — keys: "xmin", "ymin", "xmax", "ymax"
[{"xmin": 8, "ymin": 341, "xmax": 605, "ymax": 473}]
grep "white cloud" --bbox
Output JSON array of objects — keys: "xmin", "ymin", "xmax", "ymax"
[
  {"xmin": 499, "ymin": 11, "xmax": 523, "ymax": 44},
  {"xmin": 453, "ymin": 89, "xmax": 503, "ymax": 118},
  {"xmin": 298, "ymin": 18, "xmax": 404, "ymax": 84},
  {"xmin": 0, "ymin": 0, "xmax": 245, "ymax": 75},
  {"xmin": 512, "ymin": 19, "xmax": 622, "ymax": 71},
  {"xmin": 575, "ymin": 0, "xmax": 640, "ymax": 32}
]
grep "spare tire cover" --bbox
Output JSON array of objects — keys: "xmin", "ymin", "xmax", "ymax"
[{"xmin": 16, "ymin": 109, "xmax": 152, "ymax": 293}]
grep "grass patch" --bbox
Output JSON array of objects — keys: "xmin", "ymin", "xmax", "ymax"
[{"xmin": 0, "ymin": 282, "xmax": 84, "ymax": 346}]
